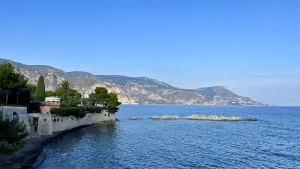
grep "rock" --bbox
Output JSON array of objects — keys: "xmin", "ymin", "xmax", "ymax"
[
  {"xmin": 151, "ymin": 114, "xmax": 257, "ymax": 122},
  {"xmin": 244, "ymin": 118, "xmax": 258, "ymax": 121},
  {"xmin": 151, "ymin": 116, "xmax": 160, "ymax": 120},
  {"xmin": 160, "ymin": 115, "xmax": 180, "ymax": 120},
  {"xmin": 129, "ymin": 117, "xmax": 137, "ymax": 120}
]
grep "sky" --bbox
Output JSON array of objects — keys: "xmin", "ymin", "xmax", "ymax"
[{"xmin": 0, "ymin": 0, "xmax": 300, "ymax": 106}]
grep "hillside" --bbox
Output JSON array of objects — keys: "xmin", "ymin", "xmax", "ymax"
[{"xmin": 0, "ymin": 58, "xmax": 267, "ymax": 105}]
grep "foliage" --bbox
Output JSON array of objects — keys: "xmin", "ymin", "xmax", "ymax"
[
  {"xmin": 51, "ymin": 106, "xmax": 105, "ymax": 118},
  {"xmin": 89, "ymin": 87, "xmax": 108, "ymax": 106},
  {"xmin": 27, "ymin": 84, "xmax": 36, "ymax": 94},
  {"xmin": 45, "ymin": 91, "xmax": 56, "ymax": 97},
  {"xmin": 59, "ymin": 80, "xmax": 73, "ymax": 99},
  {"xmin": 27, "ymin": 102, "xmax": 41, "ymax": 113},
  {"xmin": 46, "ymin": 88, "xmax": 82, "ymax": 107},
  {"xmin": 81, "ymin": 98, "xmax": 93, "ymax": 106},
  {"xmin": 0, "ymin": 114, "xmax": 29, "ymax": 154},
  {"xmin": 0, "ymin": 63, "xmax": 31, "ymax": 105},
  {"xmin": 89, "ymin": 87, "xmax": 121, "ymax": 113},
  {"xmin": 54, "ymin": 81, "xmax": 81, "ymax": 107},
  {"xmin": 34, "ymin": 76, "xmax": 45, "ymax": 102},
  {"xmin": 107, "ymin": 93, "xmax": 121, "ymax": 113}
]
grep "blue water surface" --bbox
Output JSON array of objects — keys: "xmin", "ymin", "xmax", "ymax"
[{"xmin": 33, "ymin": 105, "xmax": 300, "ymax": 169}]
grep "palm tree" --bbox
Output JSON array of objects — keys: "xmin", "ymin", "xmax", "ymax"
[{"xmin": 59, "ymin": 80, "xmax": 73, "ymax": 100}]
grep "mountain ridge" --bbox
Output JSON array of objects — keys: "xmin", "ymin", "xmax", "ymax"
[{"xmin": 0, "ymin": 58, "xmax": 267, "ymax": 106}]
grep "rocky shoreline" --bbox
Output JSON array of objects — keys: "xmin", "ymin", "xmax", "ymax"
[
  {"xmin": 0, "ymin": 125, "xmax": 92, "ymax": 169},
  {"xmin": 151, "ymin": 114, "xmax": 258, "ymax": 121}
]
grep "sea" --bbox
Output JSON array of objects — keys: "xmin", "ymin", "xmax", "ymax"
[{"xmin": 32, "ymin": 105, "xmax": 300, "ymax": 169}]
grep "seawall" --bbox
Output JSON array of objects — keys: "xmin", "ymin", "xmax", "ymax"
[
  {"xmin": 38, "ymin": 111, "xmax": 116, "ymax": 135},
  {"xmin": 0, "ymin": 107, "xmax": 117, "ymax": 169}
]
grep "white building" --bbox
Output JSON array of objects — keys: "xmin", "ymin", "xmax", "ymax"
[{"xmin": 45, "ymin": 96, "xmax": 61, "ymax": 104}]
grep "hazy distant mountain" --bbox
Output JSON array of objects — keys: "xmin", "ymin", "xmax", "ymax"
[
  {"xmin": 98, "ymin": 75, "xmax": 267, "ymax": 105},
  {"xmin": 0, "ymin": 58, "xmax": 267, "ymax": 105}
]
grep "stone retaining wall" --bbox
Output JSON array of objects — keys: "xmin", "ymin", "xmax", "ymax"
[
  {"xmin": 1, "ymin": 106, "xmax": 27, "ymax": 120},
  {"xmin": 51, "ymin": 111, "xmax": 116, "ymax": 133},
  {"xmin": 1, "ymin": 106, "xmax": 117, "ymax": 136}
]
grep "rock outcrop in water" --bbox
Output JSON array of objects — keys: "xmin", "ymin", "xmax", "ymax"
[
  {"xmin": 129, "ymin": 117, "xmax": 137, "ymax": 120},
  {"xmin": 151, "ymin": 115, "xmax": 258, "ymax": 121}
]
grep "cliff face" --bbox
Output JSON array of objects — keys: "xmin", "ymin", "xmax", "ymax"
[{"xmin": 0, "ymin": 58, "xmax": 267, "ymax": 105}]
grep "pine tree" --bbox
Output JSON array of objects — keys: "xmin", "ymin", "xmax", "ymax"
[
  {"xmin": 34, "ymin": 76, "xmax": 45, "ymax": 101},
  {"xmin": 0, "ymin": 63, "xmax": 31, "ymax": 105},
  {"xmin": 0, "ymin": 114, "xmax": 29, "ymax": 154}
]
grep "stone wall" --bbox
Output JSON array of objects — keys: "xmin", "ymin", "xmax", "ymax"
[
  {"xmin": 37, "ymin": 113, "xmax": 53, "ymax": 135},
  {"xmin": 51, "ymin": 111, "xmax": 116, "ymax": 133},
  {"xmin": 1, "ymin": 106, "xmax": 117, "ymax": 136},
  {"xmin": 1, "ymin": 106, "xmax": 27, "ymax": 120}
]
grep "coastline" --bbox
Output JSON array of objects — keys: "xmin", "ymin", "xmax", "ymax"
[{"xmin": 0, "ymin": 124, "xmax": 94, "ymax": 169}]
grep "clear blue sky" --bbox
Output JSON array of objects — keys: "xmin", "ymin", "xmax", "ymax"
[{"xmin": 0, "ymin": 0, "xmax": 300, "ymax": 105}]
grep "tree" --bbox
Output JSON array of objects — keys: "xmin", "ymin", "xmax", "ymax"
[
  {"xmin": 59, "ymin": 89, "xmax": 82, "ymax": 107},
  {"xmin": 59, "ymin": 80, "xmax": 73, "ymax": 100},
  {"xmin": 45, "ymin": 91, "xmax": 56, "ymax": 97},
  {"xmin": 55, "ymin": 81, "xmax": 81, "ymax": 107},
  {"xmin": 81, "ymin": 98, "xmax": 93, "ymax": 106},
  {"xmin": 27, "ymin": 84, "xmax": 36, "ymax": 102},
  {"xmin": 89, "ymin": 87, "xmax": 109, "ymax": 106},
  {"xmin": 89, "ymin": 87, "xmax": 121, "ymax": 113},
  {"xmin": 27, "ymin": 84, "xmax": 36, "ymax": 94},
  {"xmin": 34, "ymin": 76, "xmax": 45, "ymax": 101},
  {"xmin": 107, "ymin": 93, "xmax": 121, "ymax": 108},
  {"xmin": 0, "ymin": 63, "xmax": 31, "ymax": 105},
  {"xmin": 41, "ymin": 81, "xmax": 82, "ymax": 108},
  {"xmin": 107, "ymin": 93, "xmax": 121, "ymax": 113},
  {"xmin": 0, "ymin": 114, "xmax": 29, "ymax": 154}
]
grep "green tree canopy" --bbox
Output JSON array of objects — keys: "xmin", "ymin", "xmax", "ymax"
[
  {"xmin": 89, "ymin": 87, "xmax": 109, "ymax": 106},
  {"xmin": 27, "ymin": 84, "xmax": 36, "ymax": 94},
  {"xmin": 59, "ymin": 80, "xmax": 73, "ymax": 100},
  {"xmin": 34, "ymin": 76, "xmax": 45, "ymax": 102},
  {"xmin": 0, "ymin": 63, "xmax": 31, "ymax": 105},
  {"xmin": 89, "ymin": 87, "xmax": 121, "ymax": 113},
  {"xmin": 45, "ymin": 91, "xmax": 56, "ymax": 97},
  {"xmin": 48, "ymin": 81, "xmax": 82, "ymax": 107}
]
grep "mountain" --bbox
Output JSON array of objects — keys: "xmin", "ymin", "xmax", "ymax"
[
  {"xmin": 98, "ymin": 75, "xmax": 266, "ymax": 105},
  {"xmin": 0, "ymin": 58, "xmax": 267, "ymax": 105}
]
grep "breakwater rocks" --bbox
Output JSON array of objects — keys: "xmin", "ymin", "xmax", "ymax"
[{"xmin": 151, "ymin": 115, "xmax": 258, "ymax": 121}]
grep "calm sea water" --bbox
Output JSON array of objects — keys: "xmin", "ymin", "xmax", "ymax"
[{"xmin": 33, "ymin": 105, "xmax": 300, "ymax": 169}]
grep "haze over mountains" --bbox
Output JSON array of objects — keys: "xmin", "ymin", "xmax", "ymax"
[{"xmin": 0, "ymin": 58, "xmax": 267, "ymax": 105}]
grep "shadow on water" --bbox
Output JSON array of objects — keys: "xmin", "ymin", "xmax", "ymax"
[{"xmin": 32, "ymin": 123, "xmax": 118, "ymax": 169}]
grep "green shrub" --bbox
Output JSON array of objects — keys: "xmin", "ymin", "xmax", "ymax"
[
  {"xmin": 51, "ymin": 106, "xmax": 105, "ymax": 118},
  {"xmin": 0, "ymin": 114, "xmax": 29, "ymax": 154}
]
